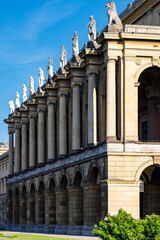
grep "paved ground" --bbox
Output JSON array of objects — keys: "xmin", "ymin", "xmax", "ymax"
[{"xmin": 3, "ymin": 231, "xmax": 99, "ymax": 240}]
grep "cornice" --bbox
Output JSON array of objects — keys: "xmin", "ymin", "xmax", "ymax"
[{"xmin": 120, "ymin": 0, "xmax": 159, "ymax": 24}]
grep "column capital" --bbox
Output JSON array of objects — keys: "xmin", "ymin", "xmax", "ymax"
[
  {"xmin": 21, "ymin": 120, "xmax": 28, "ymax": 125},
  {"xmin": 71, "ymin": 82, "xmax": 82, "ymax": 88},
  {"xmin": 29, "ymin": 114, "xmax": 37, "ymax": 119},
  {"xmin": 37, "ymin": 108, "xmax": 46, "ymax": 113},
  {"xmin": 14, "ymin": 125, "xmax": 21, "ymax": 130},
  {"xmin": 8, "ymin": 129, "xmax": 14, "ymax": 134},
  {"xmin": 47, "ymin": 100, "xmax": 57, "ymax": 105},
  {"xmin": 58, "ymin": 92, "xmax": 68, "ymax": 98},
  {"xmin": 107, "ymin": 56, "xmax": 118, "ymax": 62},
  {"xmin": 87, "ymin": 69, "xmax": 98, "ymax": 77}
]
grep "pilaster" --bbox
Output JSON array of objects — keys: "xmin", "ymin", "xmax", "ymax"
[
  {"xmin": 58, "ymin": 93, "xmax": 67, "ymax": 157},
  {"xmin": 87, "ymin": 70, "xmax": 98, "ymax": 146},
  {"xmin": 106, "ymin": 57, "xmax": 117, "ymax": 141},
  {"xmin": 72, "ymin": 82, "xmax": 82, "ymax": 152},
  {"xmin": 14, "ymin": 126, "xmax": 21, "ymax": 174},
  {"xmin": 8, "ymin": 128, "xmax": 14, "ymax": 176}
]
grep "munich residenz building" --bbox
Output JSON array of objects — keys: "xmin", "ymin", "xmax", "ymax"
[{"xmin": 4, "ymin": 0, "xmax": 160, "ymax": 236}]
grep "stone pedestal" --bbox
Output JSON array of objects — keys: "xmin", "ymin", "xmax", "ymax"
[
  {"xmin": 59, "ymin": 94, "xmax": 67, "ymax": 156},
  {"xmin": 29, "ymin": 116, "xmax": 36, "ymax": 167},
  {"xmin": 72, "ymin": 83, "xmax": 81, "ymax": 151},
  {"xmin": 15, "ymin": 127, "xmax": 21, "ymax": 173},
  {"xmin": 105, "ymin": 24, "xmax": 123, "ymax": 33},
  {"xmin": 88, "ymin": 71, "xmax": 97, "ymax": 146},
  {"xmin": 106, "ymin": 58, "xmax": 116, "ymax": 141}
]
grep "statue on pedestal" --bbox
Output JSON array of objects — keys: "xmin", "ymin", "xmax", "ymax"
[
  {"xmin": 87, "ymin": 15, "xmax": 96, "ymax": 42},
  {"xmin": 16, "ymin": 92, "xmax": 20, "ymax": 109},
  {"xmin": 8, "ymin": 101, "xmax": 15, "ymax": 114},
  {"xmin": 60, "ymin": 46, "xmax": 67, "ymax": 68},
  {"xmin": 48, "ymin": 57, "xmax": 53, "ymax": 81},
  {"xmin": 23, "ymin": 84, "xmax": 27, "ymax": 103},
  {"xmin": 29, "ymin": 76, "xmax": 34, "ymax": 97},
  {"xmin": 106, "ymin": 1, "xmax": 123, "ymax": 27},
  {"xmin": 72, "ymin": 32, "xmax": 79, "ymax": 57},
  {"xmin": 38, "ymin": 68, "xmax": 44, "ymax": 88}
]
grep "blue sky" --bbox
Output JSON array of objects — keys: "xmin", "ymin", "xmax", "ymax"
[{"xmin": 0, "ymin": 0, "xmax": 131, "ymax": 142}]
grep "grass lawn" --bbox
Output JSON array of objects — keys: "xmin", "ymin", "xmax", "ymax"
[{"xmin": 0, "ymin": 232, "xmax": 78, "ymax": 240}]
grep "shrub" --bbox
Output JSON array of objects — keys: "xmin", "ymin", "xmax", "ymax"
[
  {"xmin": 93, "ymin": 209, "xmax": 143, "ymax": 240},
  {"xmin": 93, "ymin": 209, "xmax": 160, "ymax": 240},
  {"xmin": 141, "ymin": 214, "xmax": 160, "ymax": 240}
]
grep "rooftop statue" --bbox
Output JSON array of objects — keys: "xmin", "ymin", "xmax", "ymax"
[
  {"xmin": 16, "ymin": 92, "xmax": 20, "ymax": 109},
  {"xmin": 87, "ymin": 15, "xmax": 96, "ymax": 42},
  {"xmin": 23, "ymin": 84, "xmax": 27, "ymax": 103},
  {"xmin": 8, "ymin": 100, "xmax": 15, "ymax": 114},
  {"xmin": 38, "ymin": 68, "xmax": 44, "ymax": 88},
  {"xmin": 29, "ymin": 76, "xmax": 34, "ymax": 97},
  {"xmin": 72, "ymin": 31, "xmax": 79, "ymax": 57},
  {"xmin": 60, "ymin": 46, "xmax": 67, "ymax": 68},
  {"xmin": 106, "ymin": 1, "xmax": 123, "ymax": 27},
  {"xmin": 48, "ymin": 57, "xmax": 53, "ymax": 81}
]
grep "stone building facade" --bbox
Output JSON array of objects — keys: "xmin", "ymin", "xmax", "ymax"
[
  {"xmin": 0, "ymin": 144, "xmax": 9, "ymax": 226},
  {"xmin": 4, "ymin": 0, "xmax": 160, "ymax": 236}
]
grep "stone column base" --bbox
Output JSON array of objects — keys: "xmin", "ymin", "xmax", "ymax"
[
  {"xmin": 19, "ymin": 224, "xmax": 26, "ymax": 232},
  {"xmin": 44, "ymin": 224, "xmax": 55, "ymax": 233},
  {"xmin": 54, "ymin": 225, "xmax": 68, "ymax": 234},
  {"xmin": 14, "ymin": 224, "xmax": 20, "ymax": 231},
  {"xmin": 82, "ymin": 225, "xmax": 94, "ymax": 236},
  {"xmin": 26, "ymin": 224, "xmax": 35, "ymax": 232},
  {"xmin": 6, "ymin": 224, "xmax": 12, "ymax": 231},
  {"xmin": 67, "ymin": 225, "xmax": 83, "ymax": 235},
  {"xmin": 34, "ymin": 224, "xmax": 44, "ymax": 233}
]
